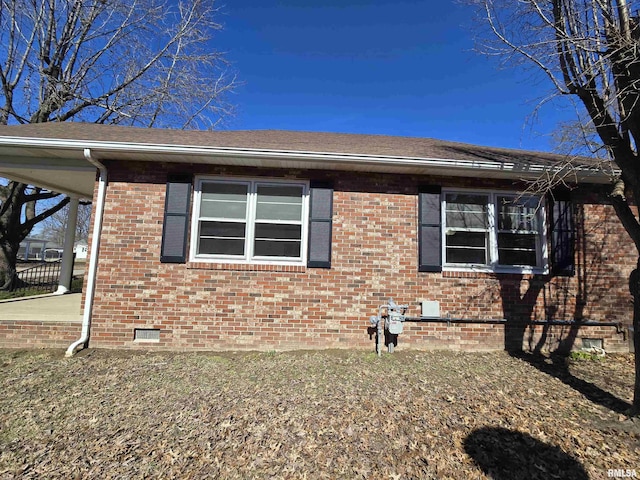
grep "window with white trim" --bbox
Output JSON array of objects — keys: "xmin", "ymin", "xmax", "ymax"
[
  {"xmin": 443, "ymin": 191, "xmax": 546, "ymax": 271},
  {"xmin": 192, "ymin": 177, "xmax": 308, "ymax": 264}
]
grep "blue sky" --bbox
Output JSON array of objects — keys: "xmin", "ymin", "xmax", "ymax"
[{"xmin": 215, "ymin": 0, "xmax": 579, "ymax": 152}]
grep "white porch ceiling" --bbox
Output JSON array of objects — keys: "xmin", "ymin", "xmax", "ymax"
[{"xmin": 0, "ymin": 150, "xmax": 96, "ymax": 198}]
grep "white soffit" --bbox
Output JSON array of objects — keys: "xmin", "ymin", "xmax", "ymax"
[{"xmin": 0, "ymin": 152, "xmax": 96, "ymax": 198}]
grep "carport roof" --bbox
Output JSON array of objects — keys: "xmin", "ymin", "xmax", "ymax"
[{"xmin": 0, "ymin": 122, "xmax": 614, "ymax": 198}]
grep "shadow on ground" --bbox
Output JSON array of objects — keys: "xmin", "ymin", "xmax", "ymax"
[
  {"xmin": 464, "ymin": 426, "xmax": 588, "ymax": 480},
  {"xmin": 511, "ymin": 351, "xmax": 631, "ymax": 414}
]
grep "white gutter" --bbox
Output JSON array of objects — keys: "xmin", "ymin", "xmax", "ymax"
[{"xmin": 65, "ymin": 148, "xmax": 107, "ymax": 357}]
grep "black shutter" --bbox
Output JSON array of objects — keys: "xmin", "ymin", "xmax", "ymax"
[
  {"xmin": 307, "ymin": 181, "xmax": 333, "ymax": 268},
  {"xmin": 160, "ymin": 174, "xmax": 192, "ymax": 263},
  {"xmin": 549, "ymin": 192, "xmax": 575, "ymax": 276},
  {"xmin": 419, "ymin": 186, "xmax": 442, "ymax": 272}
]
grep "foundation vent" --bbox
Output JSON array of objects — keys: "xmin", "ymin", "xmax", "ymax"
[
  {"xmin": 134, "ymin": 328, "xmax": 161, "ymax": 342},
  {"xmin": 581, "ymin": 338, "xmax": 603, "ymax": 350}
]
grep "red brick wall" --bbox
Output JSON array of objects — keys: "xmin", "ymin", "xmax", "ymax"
[
  {"xmin": 85, "ymin": 162, "xmax": 635, "ymax": 353},
  {"xmin": 0, "ymin": 320, "xmax": 81, "ymax": 348}
]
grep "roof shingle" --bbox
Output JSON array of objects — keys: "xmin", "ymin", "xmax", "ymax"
[{"xmin": 0, "ymin": 122, "xmax": 580, "ymax": 168}]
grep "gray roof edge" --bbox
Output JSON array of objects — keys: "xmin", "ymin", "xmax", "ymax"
[{"xmin": 0, "ymin": 123, "xmax": 617, "ymax": 183}]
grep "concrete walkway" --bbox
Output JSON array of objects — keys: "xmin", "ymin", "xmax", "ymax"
[{"xmin": 0, "ymin": 292, "xmax": 83, "ymax": 322}]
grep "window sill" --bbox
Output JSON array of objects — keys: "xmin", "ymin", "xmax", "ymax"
[
  {"xmin": 442, "ymin": 265, "xmax": 549, "ymax": 278},
  {"xmin": 187, "ymin": 261, "xmax": 306, "ymax": 273}
]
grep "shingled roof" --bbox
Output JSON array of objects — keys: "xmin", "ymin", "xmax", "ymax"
[
  {"xmin": 0, "ymin": 122, "xmax": 615, "ymax": 193},
  {"xmin": 0, "ymin": 122, "xmax": 576, "ymax": 166}
]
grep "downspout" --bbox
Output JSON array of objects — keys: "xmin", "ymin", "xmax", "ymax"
[{"xmin": 65, "ymin": 148, "xmax": 107, "ymax": 357}]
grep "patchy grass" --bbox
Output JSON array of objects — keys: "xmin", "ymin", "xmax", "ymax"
[
  {"xmin": 0, "ymin": 288, "xmax": 49, "ymax": 300},
  {"xmin": 0, "ymin": 349, "xmax": 638, "ymax": 479},
  {"xmin": 570, "ymin": 350, "xmax": 605, "ymax": 362},
  {"xmin": 0, "ymin": 276, "xmax": 83, "ymax": 300}
]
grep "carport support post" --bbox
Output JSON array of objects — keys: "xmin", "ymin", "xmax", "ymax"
[{"xmin": 55, "ymin": 196, "xmax": 79, "ymax": 295}]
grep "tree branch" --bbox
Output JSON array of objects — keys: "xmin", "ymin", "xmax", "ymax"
[{"xmin": 22, "ymin": 195, "xmax": 70, "ymax": 233}]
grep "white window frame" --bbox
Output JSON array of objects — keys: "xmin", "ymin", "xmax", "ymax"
[
  {"xmin": 190, "ymin": 176, "xmax": 309, "ymax": 265},
  {"xmin": 441, "ymin": 189, "xmax": 548, "ymax": 274}
]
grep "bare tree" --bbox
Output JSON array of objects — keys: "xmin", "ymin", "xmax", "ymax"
[
  {"xmin": 0, "ymin": 183, "xmax": 70, "ymax": 281},
  {"xmin": 0, "ymin": 0, "xmax": 237, "ymax": 289},
  {"xmin": 473, "ymin": 0, "xmax": 640, "ymax": 413},
  {"xmin": 39, "ymin": 201, "xmax": 92, "ymax": 246}
]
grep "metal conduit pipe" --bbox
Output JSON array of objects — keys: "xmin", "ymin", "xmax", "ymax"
[
  {"xmin": 404, "ymin": 317, "xmax": 506, "ymax": 324},
  {"xmin": 525, "ymin": 320, "xmax": 626, "ymax": 336},
  {"xmin": 65, "ymin": 148, "xmax": 107, "ymax": 357},
  {"xmin": 406, "ymin": 317, "xmax": 622, "ymax": 326},
  {"xmin": 371, "ymin": 300, "xmax": 626, "ymax": 355},
  {"xmin": 404, "ymin": 317, "xmax": 624, "ymax": 334},
  {"xmin": 525, "ymin": 320, "xmax": 622, "ymax": 328}
]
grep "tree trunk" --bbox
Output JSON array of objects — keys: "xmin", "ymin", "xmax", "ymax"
[
  {"xmin": 0, "ymin": 238, "xmax": 20, "ymax": 291},
  {"xmin": 0, "ymin": 182, "xmax": 27, "ymax": 291}
]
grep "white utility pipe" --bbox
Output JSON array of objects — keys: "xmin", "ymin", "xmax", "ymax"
[
  {"xmin": 55, "ymin": 195, "xmax": 79, "ymax": 295},
  {"xmin": 377, "ymin": 307, "xmax": 384, "ymax": 357},
  {"xmin": 65, "ymin": 149, "xmax": 107, "ymax": 357}
]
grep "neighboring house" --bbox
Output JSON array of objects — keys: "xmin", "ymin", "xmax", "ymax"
[
  {"xmin": 73, "ymin": 240, "xmax": 88, "ymax": 260},
  {"xmin": 18, "ymin": 237, "xmax": 51, "ymax": 261},
  {"xmin": 0, "ymin": 123, "xmax": 634, "ymax": 353}
]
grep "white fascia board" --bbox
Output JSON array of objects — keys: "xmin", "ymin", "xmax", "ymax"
[{"xmin": 0, "ymin": 135, "xmax": 616, "ymax": 183}]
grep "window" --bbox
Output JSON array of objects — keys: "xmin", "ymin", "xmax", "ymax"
[
  {"xmin": 496, "ymin": 195, "xmax": 540, "ymax": 267},
  {"xmin": 442, "ymin": 191, "xmax": 547, "ymax": 271},
  {"xmin": 192, "ymin": 177, "xmax": 308, "ymax": 264},
  {"xmin": 444, "ymin": 193, "xmax": 489, "ymax": 265}
]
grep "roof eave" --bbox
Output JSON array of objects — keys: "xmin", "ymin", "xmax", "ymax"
[{"xmin": 0, "ymin": 135, "xmax": 616, "ymax": 184}]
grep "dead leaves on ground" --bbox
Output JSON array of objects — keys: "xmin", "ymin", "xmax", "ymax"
[{"xmin": 0, "ymin": 349, "xmax": 638, "ymax": 479}]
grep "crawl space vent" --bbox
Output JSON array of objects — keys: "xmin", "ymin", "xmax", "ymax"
[
  {"xmin": 134, "ymin": 328, "xmax": 160, "ymax": 342},
  {"xmin": 581, "ymin": 338, "xmax": 603, "ymax": 350}
]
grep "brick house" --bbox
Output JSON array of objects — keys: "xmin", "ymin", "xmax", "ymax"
[{"xmin": 0, "ymin": 123, "xmax": 634, "ymax": 353}]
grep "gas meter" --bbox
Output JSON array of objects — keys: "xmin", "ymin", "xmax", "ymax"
[{"xmin": 369, "ymin": 299, "xmax": 408, "ymax": 355}]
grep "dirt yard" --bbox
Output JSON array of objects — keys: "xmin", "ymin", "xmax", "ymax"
[{"xmin": 0, "ymin": 349, "xmax": 638, "ymax": 479}]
